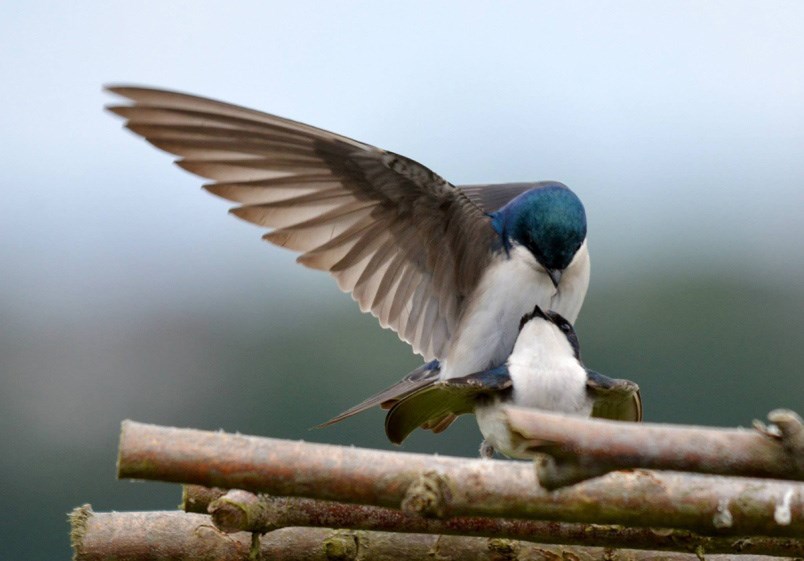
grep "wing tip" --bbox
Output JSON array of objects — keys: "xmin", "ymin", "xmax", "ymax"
[
  {"xmin": 315, "ymin": 395, "xmax": 389, "ymax": 430},
  {"xmin": 103, "ymin": 84, "xmax": 156, "ymax": 102},
  {"xmin": 203, "ymin": 183, "xmax": 240, "ymax": 203},
  {"xmin": 310, "ymin": 417, "xmax": 341, "ymax": 430},
  {"xmin": 104, "ymin": 104, "xmax": 131, "ymax": 119},
  {"xmin": 633, "ymin": 389, "xmax": 644, "ymax": 422},
  {"xmin": 103, "ymin": 84, "xmax": 129, "ymax": 97},
  {"xmin": 103, "ymin": 84, "xmax": 177, "ymax": 98}
]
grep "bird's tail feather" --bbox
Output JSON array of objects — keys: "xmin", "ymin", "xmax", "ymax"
[{"xmin": 314, "ymin": 361, "xmax": 441, "ymax": 428}]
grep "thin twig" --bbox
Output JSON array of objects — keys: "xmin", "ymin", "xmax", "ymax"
[
  {"xmin": 502, "ymin": 407, "xmax": 804, "ymax": 489},
  {"xmin": 182, "ymin": 486, "xmax": 804, "ymax": 558},
  {"xmin": 117, "ymin": 420, "xmax": 804, "ymax": 537},
  {"xmin": 70, "ymin": 506, "xmax": 797, "ymax": 561}
]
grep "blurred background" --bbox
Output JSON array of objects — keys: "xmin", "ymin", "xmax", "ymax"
[{"xmin": 1, "ymin": 2, "xmax": 803, "ymax": 559}]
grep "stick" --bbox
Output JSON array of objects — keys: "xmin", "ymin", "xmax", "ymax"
[
  {"xmin": 502, "ymin": 407, "xmax": 804, "ymax": 489},
  {"xmin": 70, "ymin": 506, "xmax": 796, "ymax": 561},
  {"xmin": 117, "ymin": 420, "xmax": 804, "ymax": 537},
  {"xmin": 182, "ymin": 486, "xmax": 804, "ymax": 558}
]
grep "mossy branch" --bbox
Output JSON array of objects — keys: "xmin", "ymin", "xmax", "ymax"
[
  {"xmin": 502, "ymin": 407, "xmax": 804, "ymax": 489},
  {"xmin": 118, "ymin": 420, "xmax": 804, "ymax": 537}
]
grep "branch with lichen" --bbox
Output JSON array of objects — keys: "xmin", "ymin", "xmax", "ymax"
[
  {"xmin": 118, "ymin": 420, "xmax": 804, "ymax": 537},
  {"xmin": 181, "ymin": 485, "xmax": 804, "ymax": 558},
  {"xmin": 502, "ymin": 407, "xmax": 804, "ymax": 489},
  {"xmin": 70, "ymin": 506, "xmax": 798, "ymax": 561}
]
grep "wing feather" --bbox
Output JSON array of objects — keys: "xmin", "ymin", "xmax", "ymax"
[
  {"xmin": 265, "ymin": 209, "xmax": 375, "ymax": 252},
  {"xmin": 107, "ymin": 86, "xmax": 499, "ymax": 359},
  {"xmin": 389, "ymin": 265, "xmax": 423, "ymax": 326},
  {"xmin": 352, "ymin": 241, "xmax": 397, "ymax": 306}
]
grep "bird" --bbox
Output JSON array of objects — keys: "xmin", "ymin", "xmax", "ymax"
[
  {"xmin": 106, "ymin": 86, "xmax": 591, "ymax": 435},
  {"xmin": 381, "ymin": 305, "xmax": 643, "ymax": 458}
]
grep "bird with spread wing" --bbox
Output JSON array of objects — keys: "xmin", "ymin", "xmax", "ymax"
[{"xmin": 107, "ymin": 86, "xmax": 592, "ymax": 440}]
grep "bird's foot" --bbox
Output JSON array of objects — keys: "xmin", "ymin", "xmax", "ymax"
[{"xmin": 479, "ymin": 439, "xmax": 496, "ymax": 459}]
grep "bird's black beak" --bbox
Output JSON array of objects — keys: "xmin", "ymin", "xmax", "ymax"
[{"xmin": 546, "ymin": 268, "xmax": 562, "ymax": 288}]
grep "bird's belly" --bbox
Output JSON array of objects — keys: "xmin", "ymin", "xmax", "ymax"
[
  {"xmin": 475, "ymin": 400, "xmax": 534, "ymax": 459},
  {"xmin": 475, "ymin": 401, "xmax": 515, "ymax": 456},
  {"xmin": 441, "ymin": 249, "xmax": 556, "ymax": 379}
]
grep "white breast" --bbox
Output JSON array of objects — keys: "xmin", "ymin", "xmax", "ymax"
[
  {"xmin": 550, "ymin": 240, "xmax": 590, "ymax": 326},
  {"xmin": 507, "ymin": 319, "xmax": 591, "ymax": 414},
  {"xmin": 440, "ymin": 241, "xmax": 590, "ymax": 379}
]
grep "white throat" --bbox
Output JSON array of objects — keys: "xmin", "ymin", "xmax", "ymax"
[{"xmin": 440, "ymin": 242, "xmax": 589, "ymax": 379}]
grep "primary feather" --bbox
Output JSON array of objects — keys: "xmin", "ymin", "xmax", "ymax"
[{"xmin": 107, "ymin": 86, "xmax": 504, "ymax": 360}]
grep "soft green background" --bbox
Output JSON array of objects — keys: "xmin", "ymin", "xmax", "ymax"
[{"xmin": 1, "ymin": 2, "xmax": 802, "ymax": 559}]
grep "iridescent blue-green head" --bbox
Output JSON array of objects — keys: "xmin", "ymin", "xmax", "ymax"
[{"xmin": 491, "ymin": 182, "xmax": 587, "ymax": 286}]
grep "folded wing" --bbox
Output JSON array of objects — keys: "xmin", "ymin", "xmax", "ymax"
[{"xmin": 585, "ymin": 370, "xmax": 643, "ymax": 422}]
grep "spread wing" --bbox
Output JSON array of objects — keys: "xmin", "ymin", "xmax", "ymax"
[{"xmin": 106, "ymin": 86, "xmax": 500, "ymax": 360}]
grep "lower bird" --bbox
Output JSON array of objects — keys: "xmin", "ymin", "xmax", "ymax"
[{"xmin": 322, "ymin": 305, "xmax": 642, "ymax": 458}]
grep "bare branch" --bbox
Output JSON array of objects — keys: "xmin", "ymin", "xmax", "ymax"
[
  {"xmin": 182, "ymin": 484, "xmax": 224, "ymax": 514},
  {"xmin": 182, "ymin": 486, "xmax": 804, "ymax": 558},
  {"xmin": 502, "ymin": 407, "xmax": 804, "ymax": 489},
  {"xmin": 757, "ymin": 410, "xmax": 804, "ymax": 474},
  {"xmin": 70, "ymin": 506, "xmax": 797, "ymax": 561},
  {"xmin": 118, "ymin": 420, "xmax": 804, "ymax": 537}
]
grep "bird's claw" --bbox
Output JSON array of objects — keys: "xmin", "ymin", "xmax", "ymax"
[{"xmin": 479, "ymin": 439, "xmax": 496, "ymax": 459}]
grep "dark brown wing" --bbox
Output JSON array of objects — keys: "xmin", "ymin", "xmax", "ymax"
[{"xmin": 107, "ymin": 86, "xmax": 499, "ymax": 360}]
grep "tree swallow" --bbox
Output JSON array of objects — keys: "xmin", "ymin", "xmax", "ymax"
[
  {"xmin": 106, "ymin": 87, "xmax": 591, "ymax": 432},
  {"xmin": 380, "ymin": 305, "xmax": 643, "ymax": 458}
]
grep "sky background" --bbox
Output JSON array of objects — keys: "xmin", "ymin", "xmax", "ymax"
[{"xmin": 1, "ymin": 2, "xmax": 803, "ymax": 559}]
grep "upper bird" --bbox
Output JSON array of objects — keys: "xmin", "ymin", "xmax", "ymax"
[{"xmin": 106, "ymin": 86, "xmax": 590, "ymax": 421}]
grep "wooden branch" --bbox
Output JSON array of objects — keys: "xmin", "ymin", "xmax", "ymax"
[
  {"xmin": 756, "ymin": 410, "xmax": 804, "ymax": 473},
  {"xmin": 118, "ymin": 420, "xmax": 804, "ymax": 537},
  {"xmin": 70, "ymin": 506, "xmax": 797, "ymax": 561},
  {"xmin": 183, "ymin": 485, "xmax": 804, "ymax": 558},
  {"xmin": 502, "ymin": 407, "xmax": 804, "ymax": 489}
]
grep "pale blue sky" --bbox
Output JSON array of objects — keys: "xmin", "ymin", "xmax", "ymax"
[{"xmin": 2, "ymin": 0, "xmax": 803, "ymax": 321}]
